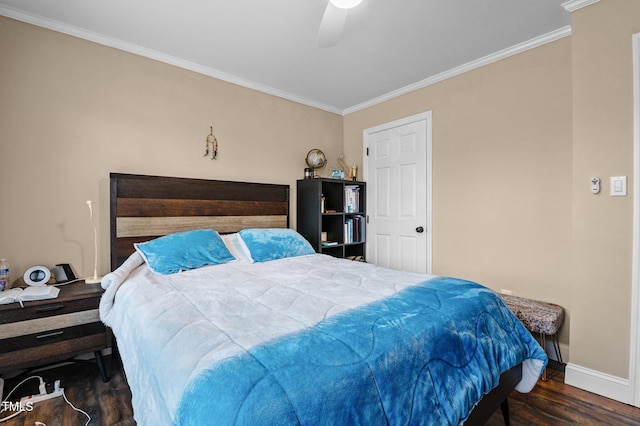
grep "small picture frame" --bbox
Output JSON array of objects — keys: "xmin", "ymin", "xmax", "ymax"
[{"xmin": 331, "ymin": 169, "xmax": 345, "ymax": 179}]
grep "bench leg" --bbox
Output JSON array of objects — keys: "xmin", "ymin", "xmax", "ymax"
[
  {"xmin": 552, "ymin": 333, "xmax": 563, "ymax": 364},
  {"xmin": 539, "ymin": 333, "xmax": 548, "ymax": 381}
]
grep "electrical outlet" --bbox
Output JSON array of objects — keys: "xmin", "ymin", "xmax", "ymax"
[{"xmin": 500, "ymin": 289, "xmax": 512, "ymax": 295}]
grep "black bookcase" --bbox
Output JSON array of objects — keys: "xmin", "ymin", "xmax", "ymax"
[{"xmin": 297, "ymin": 178, "xmax": 366, "ymax": 260}]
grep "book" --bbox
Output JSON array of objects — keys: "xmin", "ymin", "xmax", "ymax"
[
  {"xmin": 0, "ymin": 286, "xmax": 60, "ymax": 306},
  {"xmin": 321, "ymin": 241, "xmax": 339, "ymax": 246},
  {"xmin": 344, "ymin": 185, "xmax": 360, "ymax": 213}
]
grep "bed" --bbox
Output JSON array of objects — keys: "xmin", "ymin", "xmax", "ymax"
[{"xmin": 101, "ymin": 173, "xmax": 547, "ymax": 425}]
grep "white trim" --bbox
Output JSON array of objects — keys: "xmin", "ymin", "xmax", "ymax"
[
  {"xmin": 343, "ymin": 26, "xmax": 572, "ymax": 115},
  {"xmin": 0, "ymin": 5, "xmax": 343, "ymax": 115},
  {"xmin": 565, "ymin": 363, "xmax": 630, "ymax": 404},
  {"xmin": 630, "ymin": 32, "xmax": 640, "ymax": 408},
  {"xmin": 1, "ymin": 4, "xmax": 571, "ymax": 117},
  {"xmin": 562, "ymin": 0, "xmax": 601, "ymax": 13},
  {"xmin": 362, "ymin": 111, "xmax": 433, "ymax": 274}
]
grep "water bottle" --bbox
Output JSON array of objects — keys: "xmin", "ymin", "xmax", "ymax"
[{"xmin": 0, "ymin": 259, "xmax": 9, "ymax": 291}]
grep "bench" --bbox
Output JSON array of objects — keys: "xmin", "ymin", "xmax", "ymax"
[{"xmin": 501, "ymin": 294, "xmax": 565, "ymax": 379}]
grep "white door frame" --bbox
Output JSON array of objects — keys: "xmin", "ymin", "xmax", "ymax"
[
  {"xmin": 630, "ymin": 31, "xmax": 640, "ymax": 408},
  {"xmin": 362, "ymin": 111, "xmax": 433, "ymax": 274}
]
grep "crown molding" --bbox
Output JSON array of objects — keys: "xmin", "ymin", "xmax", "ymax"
[
  {"xmin": 0, "ymin": 6, "xmax": 343, "ymax": 115},
  {"xmin": 343, "ymin": 25, "xmax": 572, "ymax": 115},
  {"xmin": 562, "ymin": 0, "xmax": 601, "ymax": 13},
  {"xmin": 1, "ymin": 4, "xmax": 573, "ymax": 117}
]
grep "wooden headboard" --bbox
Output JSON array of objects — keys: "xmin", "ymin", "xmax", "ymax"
[{"xmin": 110, "ymin": 173, "xmax": 290, "ymax": 270}]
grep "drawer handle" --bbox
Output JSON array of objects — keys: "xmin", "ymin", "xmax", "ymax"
[
  {"xmin": 35, "ymin": 305, "xmax": 64, "ymax": 313},
  {"xmin": 36, "ymin": 331, "xmax": 64, "ymax": 339}
]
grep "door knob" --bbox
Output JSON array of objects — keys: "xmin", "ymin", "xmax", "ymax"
[{"xmin": 416, "ymin": 226, "xmax": 424, "ymax": 233}]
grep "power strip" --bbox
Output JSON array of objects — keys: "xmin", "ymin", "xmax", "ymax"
[{"xmin": 20, "ymin": 387, "xmax": 64, "ymax": 405}]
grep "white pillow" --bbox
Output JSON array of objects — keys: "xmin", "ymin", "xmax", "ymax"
[{"xmin": 220, "ymin": 233, "xmax": 253, "ymax": 263}]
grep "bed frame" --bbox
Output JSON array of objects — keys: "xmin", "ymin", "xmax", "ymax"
[
  {"xmin": 110, "ymin": 173, "xmax": 289, "ymax": 270},
  {"xmin": 109, "ymin": 172, "xmax": 520, "ymax": 425}
]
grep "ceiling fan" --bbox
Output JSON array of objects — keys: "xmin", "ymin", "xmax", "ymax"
[{"xmin": 317, "ymin": 0, "xmax": 363, "ymax": 48}]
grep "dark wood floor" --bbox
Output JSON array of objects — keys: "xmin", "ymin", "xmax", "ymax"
[
  {"xmin": 486, "ymin": 364, "xmax": 640, "ymax": 425},
  {"xmin": 2, "ymin": 357, "xmax": 134, "ymax": 426},
  {"xmin": 3, "ymin": 357, "xmax": 640, "ymax": 425}
]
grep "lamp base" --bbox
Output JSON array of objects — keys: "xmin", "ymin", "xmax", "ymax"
[{"xmin": 84, "ymin": 276, "xmax": 103, "ymax": 284}]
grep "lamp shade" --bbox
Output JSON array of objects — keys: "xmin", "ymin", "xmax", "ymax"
[{"xmin": 330, "ymin": 0, "xmax": 363, "ymax": 9}]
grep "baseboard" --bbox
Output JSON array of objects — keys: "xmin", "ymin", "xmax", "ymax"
[{"xmin": 565, "ymin": 363, "xmax": 630, "ymax": 404}]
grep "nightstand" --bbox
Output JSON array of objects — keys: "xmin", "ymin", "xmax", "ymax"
[{"xmin": 0, "ymin": 281, "xmax": 110, "ymax": 382}]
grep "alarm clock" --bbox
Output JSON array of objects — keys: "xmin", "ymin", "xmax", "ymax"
[{"xmin": 23, "ymin": 266, "xmax": 51, "ymax": 286}]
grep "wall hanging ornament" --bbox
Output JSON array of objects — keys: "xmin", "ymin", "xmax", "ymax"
[{"xmin": 203, "ymin": 126, "xmax": 218, "ymax": 159}]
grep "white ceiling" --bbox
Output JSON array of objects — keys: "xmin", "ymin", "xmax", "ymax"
[{"xmin": 0, "ymin": 0, "xmax": 571, "ymax": 114}]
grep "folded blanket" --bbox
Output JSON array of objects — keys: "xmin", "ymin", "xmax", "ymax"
[{"xmin": 99, "ymin": 251, "xmax": 143, "ymax": 322}]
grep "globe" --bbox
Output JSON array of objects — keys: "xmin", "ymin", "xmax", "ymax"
[{"xmin": 306, "ymin": 149, "xmax": 327, "ymax": 170}]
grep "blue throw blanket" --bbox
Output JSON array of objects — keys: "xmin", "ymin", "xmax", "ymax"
[{"xmin": 175, "ymin": 277, "xmax": 547, "ymax": 425}]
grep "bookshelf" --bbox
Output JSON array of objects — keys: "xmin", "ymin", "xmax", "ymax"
[{"xmin": 297, "ymin": 178, "xmax": 366, "ymax": 260}]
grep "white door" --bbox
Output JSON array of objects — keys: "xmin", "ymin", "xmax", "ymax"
[{"xmin": 364, "ymin": 112, "xmax": 432, "ymax": 274}]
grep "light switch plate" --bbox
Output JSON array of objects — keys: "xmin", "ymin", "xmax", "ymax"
[{"xmin": 610, "ymin": 176, "xmax": 627, "ymax": 196}]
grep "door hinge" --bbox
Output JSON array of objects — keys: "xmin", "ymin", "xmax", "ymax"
[{"xmin": 366, "ymin": 147, "xmax": 369, "ymax": 156}]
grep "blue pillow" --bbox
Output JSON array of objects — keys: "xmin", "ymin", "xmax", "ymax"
[
  {"xmin": 135, "ymin": 229, "xmax": 235, "ymax": 275},
  {"xmin": 238, "ymin": 228, "xmax": 315, "ymax": 263}
]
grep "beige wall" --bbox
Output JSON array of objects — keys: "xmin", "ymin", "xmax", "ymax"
[
  {"xmin": 344, "ymin": 0, "xmax": 640, "ymax": 381},
  {"xmin": 344, "ymin": 38, "xmax": 574, "ymax": 349},
  {"xmin": 0, "ymin": 16, "xmax": 342, "ymax": 284},
  {"xmin": 569, "ymin": 0, "xmax": 639, "ymax": 378}
]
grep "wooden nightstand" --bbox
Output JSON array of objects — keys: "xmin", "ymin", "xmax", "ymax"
[{"xmin": 0, "ymin": 281, "xmax": 110, "ymax": 382}]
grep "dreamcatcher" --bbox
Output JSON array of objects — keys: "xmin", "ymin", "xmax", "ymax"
[{"xmin": 203, "ymin": 126, "xmax": 218, "ymax": 160}]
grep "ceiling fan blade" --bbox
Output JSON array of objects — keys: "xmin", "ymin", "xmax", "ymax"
[{"xmin": 317, "ymin": 2, "xmax": 348, "ymax": 48}]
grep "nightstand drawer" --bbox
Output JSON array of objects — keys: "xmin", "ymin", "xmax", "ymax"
[
  {"xmin": 0, "ymin": 296, "xmax": 100, "ymax": 324},
  {"xmin": 0, "ymin": 322, "xmax": 108, "ymax": 373},
  {"xmin": 0, "ymin": 309, "xmax": 100, "ymax": 339},
  {"xmin": 0, "ymin": 322, "xmax": 106, "ymax": 354}
]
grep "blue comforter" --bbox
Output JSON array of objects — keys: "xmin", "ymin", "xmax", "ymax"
[{"xmin": 175, "ymin": 277, "xmax": 547, "ymax": 425}]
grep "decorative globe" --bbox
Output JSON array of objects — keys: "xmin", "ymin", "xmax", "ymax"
[{"xmin": 306, "ymin": 149, "xmax": 327, "ymax": 170}]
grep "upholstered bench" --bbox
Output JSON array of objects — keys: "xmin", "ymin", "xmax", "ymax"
[{"xmin": 501, "ymin": 294, "xmax": 565, "ymax": 379}]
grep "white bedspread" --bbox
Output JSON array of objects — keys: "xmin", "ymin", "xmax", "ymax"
[{"xmin": 100, "ymin": 254, "xmax": 434, "ymax": 425}]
